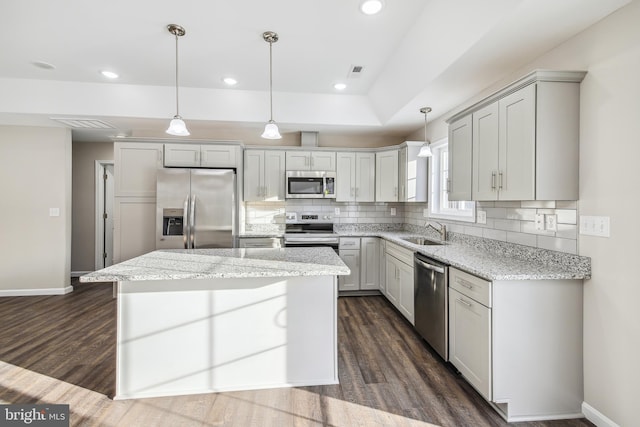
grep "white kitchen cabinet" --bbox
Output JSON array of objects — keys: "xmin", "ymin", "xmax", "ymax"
[
  {"xmin": 360, "ymin": 237, "xmax": 380, "ymax": 290},
  {"xmin": 243, "ymin": 150, "xmax": 285, "ymax": 201},
  {"xmin": 448, "ymin": 115, "xmax": 472, "ymax": 201},
  {"xmin": 375, "ymin": 149, "xmax": 399, "ymax": 202},
  {"xmin": 384, "ymin": 241, "xmax": 415, "ymax": 324},
  {"xmin": 114, "ymin": 142, "xmax": 163, "ymax": 197},
  {"xmin": 448, "ymin": 266, "xmax": 584, "ymax": 422},
  {"xmin": 336, "ymin": 152, "xmax": 375, "ymax": 202},
  {"xmin": 113, "ymin": 197, "xmax": 157, "ymax": 263},
  {"xmin": 338, "ymin": 238, "xmax": 360, "ymax": 292},
  {"xmin": 285, "ymin": 151, "xmax": 335, "ymax": 171},
  {"xmin": 448, "ymin": 269, "xmax": 492, "ymax": 400},
  {"xmin": 379, "ymin": 239, "xmax": 387, "ymax": 294},
  {"xmin": 398, "ymin": 142, "xmax": 428, "ymax": 202},
  {"xmin": 164, "ymin": 143, "xmax": 239, "ymax": 168},
  {"xmin": 449, "ymin": 70, "xmax": 584, "ymax": 202}
]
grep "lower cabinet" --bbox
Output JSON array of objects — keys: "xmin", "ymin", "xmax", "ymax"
[
  {"xmin": 448, "ymin": 266, "xmax": 584, "ymax": 422},
  {"xmin": 338, "ymin": 237, "xmax": 380, "ymax": 292},
  {"xmin": 113, "ymin": 197, "xmax": 157, "ymax": 263},
  {"xmin": 384, "ymin": 241, "xmax": 415, "ymax": 324}
]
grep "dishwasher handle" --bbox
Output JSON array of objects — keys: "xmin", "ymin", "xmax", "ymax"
[{"xmin": 415, "ymin": 257, "xmax": 446, "ymax": 274}]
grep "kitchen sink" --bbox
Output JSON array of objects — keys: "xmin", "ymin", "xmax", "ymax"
[{"xmin": 401, "ymin": 236, "xmax": 443, "ymax": 246}]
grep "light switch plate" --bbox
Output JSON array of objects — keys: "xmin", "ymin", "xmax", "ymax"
[
  {"xmin": 49, "ymin": 208, "xmax": 60, "ymax": 217},
  {"xmin": 334, "ymin": 207, "xmax": 340, "ymax": 215},
  {"xmin": 477, "ymin": 210, "xmax": 487, "ymax": 224},
  {"xmin": 580, "ymin": 215, "xmax": 610, "ymax": 237},
  {"xmin": 390, "ymin": 207, "xmax": 396, "ymax": 216},
  {"xmin": 545, "ymin": 214, "xmax": 558, "ymax": 231}
]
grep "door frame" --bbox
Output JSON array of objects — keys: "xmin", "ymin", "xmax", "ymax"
[{"xmin": 95, "ymin": 160, "xmax": 114, "ymax": 270}]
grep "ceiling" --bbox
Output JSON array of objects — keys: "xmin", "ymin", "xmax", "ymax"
[{"xmin": 0, "ymin": 0, "xmax": 631, "ymax": 143}]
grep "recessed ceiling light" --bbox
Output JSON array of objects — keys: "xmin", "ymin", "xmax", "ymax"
[
  {"xmin": 32, "ymin": 61, "xmax": 56, "ymax": 70},
  {"xmin": 101, "ymin": 70, "xmax": 119, "ymax": 79},
  {"xmin": 360, "ymin": 0, "xmax": 384, "ymax": 15},
  {"xmin": 334, "ymin": 83, "xmax": 347, "ymax": 90},
  {"xmin": 223, "ymin": 77, "xmax": 238, "ymax": 86}
]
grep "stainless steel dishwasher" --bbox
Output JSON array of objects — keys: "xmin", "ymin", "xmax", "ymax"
[{"xmin": 414, "ymin": 253, "xmax": 449, "ymax": 361}]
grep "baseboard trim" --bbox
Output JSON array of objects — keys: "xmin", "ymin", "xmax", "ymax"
[
  {"xmin": 0, "ymin": 286, "xmax": 74, "ymax": 297},
  {"xmin": 71, "ymin": 271, "xmax": 93, "ymax": 278},
  {"xmin": 582, "ymin": 402, "xmax": 620, "ymax": 427}
]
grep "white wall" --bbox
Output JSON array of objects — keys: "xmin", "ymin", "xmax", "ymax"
[
  {"xmin": 422, "ymin": 2, "xmax": 640, "ymax": 425},
  {"xmin": 0, "ymin": 126, "xmax": 72, "ymax": 294}
]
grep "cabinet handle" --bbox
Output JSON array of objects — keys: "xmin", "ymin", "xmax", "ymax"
[
  {"xmin": 351, "ymin": 187, "xmax": 355, "ymax": 197},
  {"xmin": 446, "ymin": 179, "xmax": 451, "ymax": 193},
  {"xmin": 311, "ymin": 156, "xmax": 314, "ymax": 167},
  {"xmin": 196, "ymin": 151, "xmax": 200, "ymax": 163},
  {"xmin": 394, "ymin": 187, "xmax": 398, "ymax": 197},
  {"xmin": 491, "ymin": 172, "xmax": 496, "ymax": 190},
  {"xmin": 343, "ymin": 242, "xmax": 356, "ymax": 246},
  {"xmin": 457, "ymin": 298, "xmax": 473, "ymax": 308},
  {"xmin": 457, "ymin": 278, "xmax": 474, "ymax": 290},
  {"xmin": 499, "ymin": 171, "xmax": 504, "ymax": 189},
  {"xmin": 356, "ymin": 187, "xmax": 359, "ymax": 197}
]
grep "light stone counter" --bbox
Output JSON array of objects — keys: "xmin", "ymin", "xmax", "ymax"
[
  {"xmin": 80, "ymin": 247, "xmax": 349, "ymax": 283},
  {"xmin": 336, "ymin": 230, "xmax": 590, "ymax": 281}
]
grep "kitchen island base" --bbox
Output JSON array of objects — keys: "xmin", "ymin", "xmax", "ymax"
[{"xmin": 114, "ymin": 275, "xmax": 338, "ymax": 400}]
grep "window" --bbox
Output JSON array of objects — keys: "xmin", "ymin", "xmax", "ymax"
[{"xmin": 428, "ymin": 138, "xmax": 475, "ymax": 222}]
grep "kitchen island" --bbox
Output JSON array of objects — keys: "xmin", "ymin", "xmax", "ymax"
[{"xmin": 80, "ymin": 247, "xmax": 350, "ymax": 400}]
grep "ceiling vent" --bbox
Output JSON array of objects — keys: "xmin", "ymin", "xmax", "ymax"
[
  {"xmin": 50, "ymin": 117, "xmax": 115, "ymax": 129},
  {"xmin": 348, "ymin": 65, "xmax": 365, "ymax": 79}
]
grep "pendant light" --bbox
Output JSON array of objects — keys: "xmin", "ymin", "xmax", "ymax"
[
  {"xmin": 417, "ymin": 107, "xmax": 433, "ymax": 157},
  {"xmin": 166, "ymin": 24, "xmax": 190, "ymax": 136},
  {"xmin": 261, "ymin": 31, "xmax": 282, "ymax": 140}
]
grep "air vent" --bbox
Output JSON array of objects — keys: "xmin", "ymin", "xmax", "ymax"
[
  {"xmin": 50, "ymin": 118, "xmax": 115, "ymax": 129},
  {"xmin": 348, "ymin": 65, "xmax": 365, "ymax": 79}
]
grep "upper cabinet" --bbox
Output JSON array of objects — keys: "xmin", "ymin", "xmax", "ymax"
[
  {"xmin": 164, "ymin": 143, "xmax": 239, "ymax": 168},
  {"xmin": 447, "ymin": 70, "xmax": 585, "ymax": 201},
  {"xmin": 399, "ymin": 142, "xmax": 428, "ymax": 202},
  {"xmin": 285, "ymin": 151, "xmax": 336, "ymax": 171},
  {"xmin": 375, "ymin": 150, "xmax": 399, "ymax": 202},
  {"xmin": 448, "ymin": 115, "xmax": 473, "ymax": 201},
  {"xmin": 114, "ymin": 142, "xmax": 163, "ymax": 197},
  {"xmin": 336, "ymin": 152, "xmax": 375, "ymax": 202},
  {"xmin": 244, "ymin": 150, "xmax": 286, "ymax": 202}
]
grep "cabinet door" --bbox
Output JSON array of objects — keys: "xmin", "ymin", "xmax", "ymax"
[
  {"xmin": 385, "ymin": 256, "xmax": 400, "ymax": 306},
  {"xmin": 201, "ymin": 145, "xmax": 238, "ymax": 168},
  {"xmin": 355, "ymin": 153, "xmax": 376, "ymax": 202},
  {"xmin": 311, "ymin": 151, "xmax": 336, "ymax": 171},
  {"xmin": 398, "ymin": 147, "xmax": 407, "ymax": 202},
  {"xmin": 375, "ymin": 150, "xmax": 399, "ymax": 202},
  {"xmin": 286, "ymin": 151, "xmax": 310, "ymax": 170},
  {"xmin": 114, "ymin": 142, "xmax": 163, "ymax": 197},
  {"xmin": 449, "ymin": 287, "xmax": 492, "ymax": 400},
  {"xmin": 339, "ymin": 249, "xmax": 360, "ymax": 291},
  {"xmin": 449, "ymin": 116, "xmax": 473, "ymax": 201},
  {"xmin": 163, "ymin": 143, "xmax": 201, "ymax": 167},
  {"xmin": 263, "ymin": 150, "xmax": 286, "ymax": 201},
  {"xmin": 397, "ymin": 260, "xmax": 415, "ymax": 324},
  {"xmin": 498, "ymin": 84, "xmax": 536, "ymax": 200},
  {"xmin": 113, "ymin": 197, "xmax": 157, "ymax": 263},
  {"xmin": 336, "ymin": 153, "xmax": 356, "ymax": 202},
  {"xmin": 360, "ymin": 237, "xmax": 379, "ymax": 290},
  {"xmin": 379, "ymin": 239, "xmax": 387, "ymax": 294},
  {"xmin": 243, "ymin": 150, "xmax": 265, "ymax": 201},
  {"xmin": 472, "ymin": 104, "xmax": 499, "ymax": 201}
]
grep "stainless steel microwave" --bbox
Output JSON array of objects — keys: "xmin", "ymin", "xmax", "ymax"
[{"xmin": 286, "ymin": 171, "xmax": 336, "ymax": 199}]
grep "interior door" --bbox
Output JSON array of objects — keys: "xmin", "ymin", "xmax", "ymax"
[
  {"xmin": 191, "ymin": 169, "xmax": 236, "ymax": 248},
  {"xmin": 104, "ymin": 164, "xmax": 115, "ymax": 267}
]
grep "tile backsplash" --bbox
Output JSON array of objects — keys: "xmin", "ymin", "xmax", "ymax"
[{"xmin": 245, "ymin": 200, "xmax": 579, "ymax": 254}]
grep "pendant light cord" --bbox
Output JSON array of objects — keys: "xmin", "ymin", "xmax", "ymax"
[
  {"xmin": 175, "ymin": 32, "xmax": 180, "ymax": 117},
  {"xmin": 268, "ymin": 40, "xmax": 273, "ymax": 121}
]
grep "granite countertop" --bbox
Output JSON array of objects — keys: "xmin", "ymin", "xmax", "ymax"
[
  {"xmin": 336, "ymin": 230, "xmax": 590, "ymax": 281},
  {"xmin": 80, "ymin": 247, "xmax": 349, "ymax": 283}
]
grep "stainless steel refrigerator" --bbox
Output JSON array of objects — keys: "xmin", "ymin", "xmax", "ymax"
[{"xmin": 156, "ymin": 168, "xmax": 237, "ymax": 249}]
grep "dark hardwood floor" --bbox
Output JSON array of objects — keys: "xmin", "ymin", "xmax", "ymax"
[{"xmin": 0, "ymin": 279, "xmax": 594, "ymax": 426}]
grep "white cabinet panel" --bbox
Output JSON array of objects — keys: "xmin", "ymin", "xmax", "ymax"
[
  {"xmin": 472, "ymin": 103, "xmax": 499, "ymax": 200},
  {"xmin": 114, "ymin": 142, "xmax": 163, "ymax": 197},
  {"xmin": 163, "ymin": 144, "xmax": 200, "ymax": 167},
  {"xmin": 113, "ymin": 198, "xmax": 157, "ymax": 263},
  {"xmin": 243, "ymin": 150, "xmax": 285, "ymax": 201},
  {"xmin": 286, "ymin": 151, "xmax": 335, "ymax": 171},
  {"xmin": 338, "ymin": 249, "xmax": 360, "ymax": 291},
  {"xmin": 398, "ymin": 142, "xmax": 427, "ymax": 202},
  {"xmin": 360, "ymin": 237, "xmax": 379, "ymax": 290},
  {"xmin": 336, "ymin": 152, "xmax": 375, "ymax": 202},
  {"xmin": 397, "ymin": 259, "xmax": 415, "ymax": 324},
  {"xmin": 448, "ymin": 116, "xmax": 473, "ymax": 201},
  {"xmin": 201, "ymin": 145, "xmax": 238, "ymax": 168},
  {"xmin": 375, "ymin": 150, "xmax": 399, "ymax": 202}
]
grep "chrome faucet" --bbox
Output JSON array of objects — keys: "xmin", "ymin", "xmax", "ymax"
[{"xmin": 425, "ymin": 221, "xmax": 447, "ymax": 241}]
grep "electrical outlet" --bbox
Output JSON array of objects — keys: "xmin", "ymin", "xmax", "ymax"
[
  {"xmin": 334, "ymin": 207, "xmax": 340, "ymax": 215},
  {"xmin": 390, "ymin": 207, "xmax": 396, "ymax": 216},
  {"xmin": 423, "ymin": 208, "xmax": 429, "ymax": 217},
  {"xmin": 545, "ymin": 214, "xmax": 558, "ymax": 231},
  {"xmin": 535, "ymin": 213, "xmax": 545, "ymax": 231},
  {"xmin": 477, "ymin": 210, "xmax": 487, "ymax": 224}
]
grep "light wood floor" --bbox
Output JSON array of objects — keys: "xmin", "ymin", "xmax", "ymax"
[{"xmin": 0, "ymin": 280, "xmax": 594, "ymax": 427}]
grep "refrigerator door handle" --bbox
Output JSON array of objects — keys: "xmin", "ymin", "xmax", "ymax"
[
  {"xmin": 190, "ymin": 194, "xmax": 196, "ymax": 248},
  {"xmin": 183, "ymin": 195, "xmax": 190, "ymax": 249}
]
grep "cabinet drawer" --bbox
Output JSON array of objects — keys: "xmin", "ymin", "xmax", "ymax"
[
  {"xmin": 449, "ymin": 267, "xmax": 492, "ymax": 307},
  {"xmin": 385, "ymin": 241, "xmax": 413, "ymax": 266},
  {"xmin": 339, "ymin": 237, "xmax": 360, "ymax": 249}
]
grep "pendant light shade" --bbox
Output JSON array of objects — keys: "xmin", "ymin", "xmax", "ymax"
[
  {"xmin": 166, "ymin": 24, "xmax": 190, "ymax": 136},
  {"xmin": 417, "ymin": 107, "xmax": 432, "ymax": 157},
  {"xmin": 261, "ymin": 31, "xmax": 282, "ymax": 140}
]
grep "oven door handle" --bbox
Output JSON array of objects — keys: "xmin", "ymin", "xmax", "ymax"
[{"xmin": 285, "ymin": 238, "xmax": 339, "ymax": 245}]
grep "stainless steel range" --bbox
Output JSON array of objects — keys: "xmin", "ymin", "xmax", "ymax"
[{"xmin": 284, "ymin": 212, "xmax": 339, "ymax": 253}]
